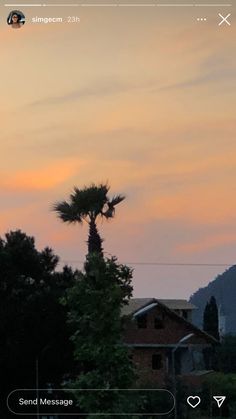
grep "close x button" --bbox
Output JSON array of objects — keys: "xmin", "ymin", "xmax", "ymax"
[{"xmin": 218, "ymin": 13, "xmax": 231, "ymax": 26}]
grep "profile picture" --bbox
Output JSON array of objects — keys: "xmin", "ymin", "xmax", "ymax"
[{"xmin": 7, "ymin": 10, "xmax": 25, "ymax": 29}]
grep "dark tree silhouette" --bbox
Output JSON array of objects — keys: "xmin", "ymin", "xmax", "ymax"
[
  {"xmin": 203, "ymin": 296, "xmax": 219, "ymax": 340},
  {"xmin": 0, "ymin": 230, "xmax": 77, "ymax": 418},
  {"xmin": 53, "ymin": 183, "xmax": 125, "ymax": 255}
]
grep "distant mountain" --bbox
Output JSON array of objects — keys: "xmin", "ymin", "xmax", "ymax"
[{"xmin": 189, "ymin": 265, "xmax": 236, "ymax": 335}]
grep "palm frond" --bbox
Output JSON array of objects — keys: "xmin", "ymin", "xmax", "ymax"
[
  {"xmin": 109, "ymin": 194, "xmax": 126, "ymax": 207},
  {"xmin": 53, "ymin": 201, "xmax": 82, "ymax": 223},
  {"xmin": 70, "ymin": 183, "xmax": 109, "ymax": 217},
  {"xmin": 102, "ymin": 194, "xmax": 126, "ymax": 218},
  {"xmin": 53, "ymin": 184, "xmax": 125, "ymax": 225}
]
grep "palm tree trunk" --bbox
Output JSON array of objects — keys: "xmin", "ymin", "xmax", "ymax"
[{"xmin": 88, "ymin": 217, "xmax": 103, "ymax": 255}]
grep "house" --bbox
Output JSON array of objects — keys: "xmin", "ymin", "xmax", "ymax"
[
  {"xmin": 157, "ymin": 299, "xmax": 196, "ymax": 322},
  {"xmin": 122, "ymin": 298, "xmax": 218, "ymax": 386}
]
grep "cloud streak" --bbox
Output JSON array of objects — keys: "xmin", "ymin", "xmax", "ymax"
[
  {"xmin": 28, "ymin": 80, "xmax": 158, "ymax": 108},
  {"xmin": 0, "ymin": 159, "xmax": 83, "ymax": 192}
]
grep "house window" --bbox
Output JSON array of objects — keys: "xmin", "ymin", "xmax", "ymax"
[
  {"xmin": 182, "ymin": 310, "xmax": 188, "ymax": 320},
  {"xmin": 154, "ymin": 315, "xmax": 164, "ymax": 329},
  {"xmin": 152, "ymin": 354, "xmax": 163, "ymax": 370},
  {"xmin": 137, "ymin": 314, "xmax": 147, "ymax": 328}
]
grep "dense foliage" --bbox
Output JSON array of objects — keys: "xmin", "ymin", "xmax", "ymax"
[
  {"xmin": 63, "ymin": 253, "xmax": 135, "ymax": 417},
  {"xmin": 0, "ymin": 230, "xmax": 77, "ymax": 416},
  {"xmin": 215, "ymin": 335, "xmax": 236, "ymax": 373}
]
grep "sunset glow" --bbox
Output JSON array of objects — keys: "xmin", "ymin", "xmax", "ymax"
[{"xmin": 0, "ymin": 4, "xmax": 235, "ymax": 298}]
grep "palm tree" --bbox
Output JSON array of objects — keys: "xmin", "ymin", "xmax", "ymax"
[{"xmin": 53, "ymin": 183, "xmax": 125, "ymax": 255}]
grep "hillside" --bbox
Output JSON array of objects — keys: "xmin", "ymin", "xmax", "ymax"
[{"xmin": 189, "ymin": 265, "xmax": 236, "ymax": 335}]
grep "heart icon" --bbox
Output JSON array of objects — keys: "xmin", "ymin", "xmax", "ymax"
[{"xmin": 187, "ymin": 396, "xmax": 201, "ymax": 409}]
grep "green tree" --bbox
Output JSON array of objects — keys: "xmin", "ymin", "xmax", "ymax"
[
  {"xmin": 53, "ymin": 183, "xmax": 125, "ymax": 255},
  {"xmin": 203, "ymin": 296, "xmax": 219, "ymax": 340},
  {"xmin": 216, "ymin": 335, "xmax": 236, "ymax": 373},
  {"xmin": 203, "ymin": 373, "xmax": 236, "ymax": 418},
  {"xmin": 63, "ymin": 253, "xmax": 135, "ymax": 417},
  {"xmin": 0, "ymin": 230, "xmax": 77, "ymax": 417}
]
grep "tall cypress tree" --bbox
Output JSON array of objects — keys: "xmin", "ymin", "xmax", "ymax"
[{"xmin": 203, "ymin": 296, "xmax": 219, "ymax": 340}]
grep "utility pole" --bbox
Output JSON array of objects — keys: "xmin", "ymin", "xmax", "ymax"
[
  {"xmin": 210, "ymin": 385, "xmax": 213, "ymax": 419},
  {"xmin": 35, "ymin": 345, "xmax": 50, "ymax": 419},
  {"xmin": 36, "ymin": 357, "xmax": 40, "ymax": 419}
]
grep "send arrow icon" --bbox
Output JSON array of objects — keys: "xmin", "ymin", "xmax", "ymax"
[{"xmin": 213, "ymin": 396, "xmax": 226, "ymax": 408}]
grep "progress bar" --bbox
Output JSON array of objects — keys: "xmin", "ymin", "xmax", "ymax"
[{"xmin": 4, "ymin": 2, "xmax": 233, "ymax": 7}]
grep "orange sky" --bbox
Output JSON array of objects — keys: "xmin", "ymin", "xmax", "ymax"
[{"xmin": 0, "ymin": 2, "xmax": 235, "ymax": 298}]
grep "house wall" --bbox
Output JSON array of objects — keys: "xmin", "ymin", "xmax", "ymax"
[
  {"xmin": 123, "ymin": 305, "xmax": 213, "ymax": 385},
  {"xmin": 132, "ymin": 348, "xmax": 168, "ymax": 385},
  {"xmin": 123, "ymin": 305, "xmax": 210, "ymax": 345}
]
